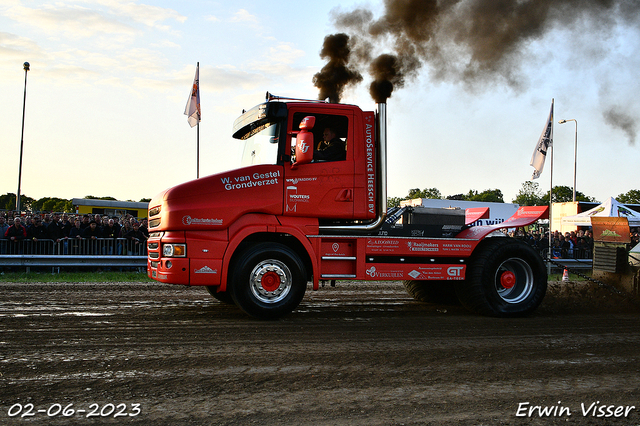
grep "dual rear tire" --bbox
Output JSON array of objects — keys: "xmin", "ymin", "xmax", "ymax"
[
  {"xmin": 454, "ymin": 238, "xmax": 547, "ymax": 317},
  {"xmin": 403, "ymin": 238, "xmax": 546, "ymax": 317}
]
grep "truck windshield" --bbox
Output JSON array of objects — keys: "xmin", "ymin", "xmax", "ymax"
[{"xmin": 240, "ymin": 123, "xmax": 280, "ymax": 166}]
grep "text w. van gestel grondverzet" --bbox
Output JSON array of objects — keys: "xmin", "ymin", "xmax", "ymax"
[{"xmin": 221, "ymin": 171, "xmax": 280, "ymax": 191}]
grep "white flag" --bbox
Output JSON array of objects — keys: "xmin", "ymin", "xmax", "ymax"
[
  {"xmin": 530, "ymin": 100, "xmax": 553, "ymax": 179},
  {"xmin": 184, "ymin": 64, "xmax": 200, "ymax": 127}
]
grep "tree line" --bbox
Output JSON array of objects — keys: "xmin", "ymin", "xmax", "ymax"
[
  {"xmin": 0, "ymin": 193, "xmax": 152, "ymax": 213},
  {"xmin": 388, "ymin": 182, "xmax": 640, "ymax": 207},
  {"xmin": 2, "ymin": 185, "xmax": 639, "ymax": 213}
]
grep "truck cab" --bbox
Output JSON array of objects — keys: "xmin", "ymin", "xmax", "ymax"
[
  {"xmin": 147, "ymin": 96, "xmax": 380, "ymax": 282},
  {"xmin": 230, "ymin": 99, "xmax": 378, "ymax": 222}
]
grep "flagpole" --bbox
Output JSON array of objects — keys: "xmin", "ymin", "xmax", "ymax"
[
  {"xmin": 16, "ymin": 62, "xmax": 30, "ymax": 213},
  {"xmin": 197, "ymin": 121, "xmax": 200, "ymax": 179},
  {"xmin": 548, "ymin": 98, "xmax": 554, "ymax": 274},
  {"xmin": 196, "ymin": 61, "xmax": 200, "ymax": 179}
]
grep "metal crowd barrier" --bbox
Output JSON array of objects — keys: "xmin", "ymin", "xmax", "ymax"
[
  {"xmin": 0, "ymin": 238, "xmax": 147, "ymax": 271},
  {"xmin": 539, "ymin": 248, "xmax": 593, "ymax": 271}
]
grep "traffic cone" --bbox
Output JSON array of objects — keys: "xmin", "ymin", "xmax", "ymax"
[{"xmin": 562, "ymin": 268, "xmax": 570, "ymax": 282}]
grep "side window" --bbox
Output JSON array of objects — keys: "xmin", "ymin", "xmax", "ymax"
[{"xmin": 291, "ymin": 113, "xmax": 348, "ymax": 163}]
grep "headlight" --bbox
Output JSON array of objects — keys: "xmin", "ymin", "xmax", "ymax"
[{"xmin": 163, "ymin": 243, "xmax": 186, "ymax": 257}]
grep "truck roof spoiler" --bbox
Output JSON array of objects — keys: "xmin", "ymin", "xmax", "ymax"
[{"xmin": 319, "ymin": 103, "xmax": 388, "ymax": 233}]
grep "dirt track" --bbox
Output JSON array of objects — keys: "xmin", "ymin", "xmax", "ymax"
[{"xmin": 1, "ymin": 280, "xmax": 639, "ymax": 425}]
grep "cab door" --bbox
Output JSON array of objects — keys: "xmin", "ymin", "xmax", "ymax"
[{"xmin": 283, "ymin": 109, "xmax": 355, "ymax": 219}]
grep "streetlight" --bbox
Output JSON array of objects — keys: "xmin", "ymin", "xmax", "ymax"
[
  {"xmin": 16, "ymin": 61, "xmax": 30, "ymax": 213},
  {"xmin": 558, "ymin": 118, "xmax": 578, "ymax": 202}
]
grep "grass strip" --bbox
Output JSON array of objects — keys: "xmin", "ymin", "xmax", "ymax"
[{"xmin": 0, "ymin": 270, "xmax": 153, "ymax": 283}]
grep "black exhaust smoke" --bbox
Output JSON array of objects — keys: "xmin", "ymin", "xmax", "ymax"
[
  {"xmin": 312, "ymin": 33, "xmax": 362, "ymax": 104},
  {"xmin": 313, "ymin": 0, "xmax": 640, "ymax": 143}
]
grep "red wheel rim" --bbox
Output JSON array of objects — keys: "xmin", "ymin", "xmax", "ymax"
[
  {"xmin": 500, "ymin": 271, "xmax": 516, "ymax": 289},
  {"xmin": 261, "ymin": 271, "xmax": 281, "ymax": 292}
]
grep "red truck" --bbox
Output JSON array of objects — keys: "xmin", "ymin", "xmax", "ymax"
[{"xmin": 147, "ymin": 93, "xmax": 549, "ymax": 319}]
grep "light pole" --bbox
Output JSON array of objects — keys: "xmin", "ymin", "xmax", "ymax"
[
  {"xmin": 16, "ymin": 61, "xmax": 30, "ymax": 213},
  {"xmin": 558, "ymin": 118, "xmax": 577, "ymax": 202}
]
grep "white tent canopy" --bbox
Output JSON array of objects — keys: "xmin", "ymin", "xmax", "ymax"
[{"xmin": 561, "ymin": 197, "xmax": 640, "ymax": 227}]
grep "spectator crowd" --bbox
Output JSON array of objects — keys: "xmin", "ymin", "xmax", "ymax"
[
  {"xmin": 522, "ymin": 229, "xmax": 595, "ymax": 259},
  {"xmin": 513, "ymin": 227, "xmax": 640, "ymax": 259},
  {"xmin": 0, "ymin": 212, "xmax": 148, "ymax": 255}
]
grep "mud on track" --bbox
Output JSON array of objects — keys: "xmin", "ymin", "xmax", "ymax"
[{"xmin": 0, "ymin": 280, "xmax": 639, "ymax": 425}]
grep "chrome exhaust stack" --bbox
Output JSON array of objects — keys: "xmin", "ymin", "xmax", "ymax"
[{"xmin": 319, "ymin": 102, "xmax": 388, "ymax": 233}]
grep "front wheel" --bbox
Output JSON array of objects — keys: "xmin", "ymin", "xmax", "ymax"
[
  {"xmin": 229, "ymin": 243, "xmax": 307, "ymax": 320},
  {"xmin": 455, "ymin": 238, "xmax": 547, "ymax": 317}
]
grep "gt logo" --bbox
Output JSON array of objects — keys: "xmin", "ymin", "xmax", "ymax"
[{"xmin": 447, "ymin": 266, "xmax": 464, "ymax": 277}]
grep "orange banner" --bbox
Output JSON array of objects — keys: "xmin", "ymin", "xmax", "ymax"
[{"xmin": 591, "ymin": 216, "xmax": 631, "ymax": 243}]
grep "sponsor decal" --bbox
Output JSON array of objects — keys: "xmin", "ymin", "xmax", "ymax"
[
  {"xmin": 442, "ymin": 242, "xmax": 473, "ymax": 252},
  {"xmin": 447, "ymin": 266, "xmax": 464, "ymax": 277},
  {"xmin": 365, "ymin": 122, "xmax": 375, "ymax": 215},
  {"xmin": 408, "ymin": 270, "xmax": 421, "ymax": 279},
  {"xmin": 365, "ymin": 265, "xmax": 403, "ymax": 279},
  {"xmin": 515, "ymin": 206, "xmax": 547, "ymax": 217},
  {"xmin": 182, "ymin": 216, "xmax": 223, "ymax": 226},
  {"xmin": 600, "ymin": 229, "xmax": 622, "ymax": 238},
  {"xmin": 285, "ymin": 177, "xmax": 318, "ymax": 185},
  {"xmin": 286, "ymin": 185, "xmax": 311, "ymax": 212},
  {"xmin": 366, "ymin": 266, "xmax": 377, "ymax": 277},
  {"xmin": 195, "ymin": 266, "xmax": 218, "ymax": 274},
  {"xmin": 369, "ymin": 239, "xmax": 399, "ymax": 245},
  {"xmin": 367, "ymin": 239, "xmax": 401, "ymax": 254},
  {"xmin": 323, "ymin": 242, "xmax": 349, "ymax": 257},
  {"xmin": 298, "ymin": 140, "xmax": 310, "ymax": 153},
  {"xmin": 221, "ymin": 170, "xmax": 280, "ymax": 191},
  {"xmin": 403, "ymin": 266, "xmax": 465, "ymax": 280},
  {"xmin": 407, "ymin": 241, "xmax": 439, "ymax": 252}
]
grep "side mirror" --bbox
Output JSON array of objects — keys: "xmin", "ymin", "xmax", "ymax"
[{"xmin": 291, "ymin": 116, "xmax": 315, "ymax": 168}]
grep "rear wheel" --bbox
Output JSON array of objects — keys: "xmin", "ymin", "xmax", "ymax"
[
  {"xmin": 229, "ymin": 243, "xmax": 307, "ymax": 320},
  {"xmin": 205, "ymin": 286, "xmax": 235, "ymax": 305},
  {"xmin": 403, "ymin": 280, "xmax": 459, "ymax": 305},
  {"xmin": 455, "ymin": 238, "xmax": 547, "ymax": 317}
]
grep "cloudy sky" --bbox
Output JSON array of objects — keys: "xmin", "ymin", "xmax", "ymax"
[{"xmin": 1, "ymin": 0, "xmax": 638, "ymax": 205}]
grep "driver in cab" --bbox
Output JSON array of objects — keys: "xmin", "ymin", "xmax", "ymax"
[{"xmin": 314, "ymin": 127, "xmax": 346, "ymax": 162}]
